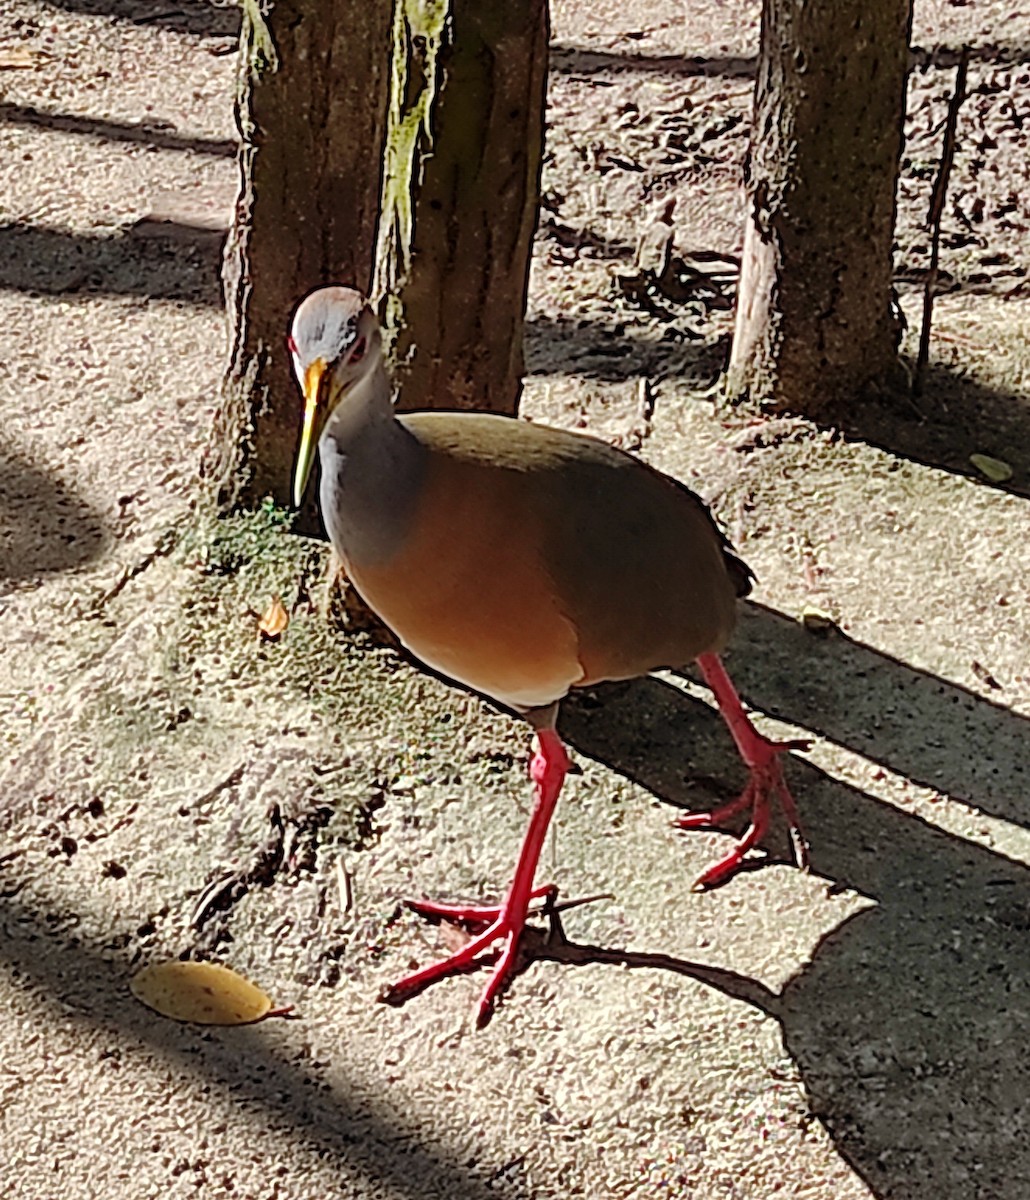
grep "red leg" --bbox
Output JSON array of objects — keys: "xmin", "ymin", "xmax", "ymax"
[
  {"xmin": 674, "ymin": 653, "xmax": 810, "ymax": 889},
  {"xmin": 379, "ymin": 728, "xmax": 570, "ymax": 1027}
]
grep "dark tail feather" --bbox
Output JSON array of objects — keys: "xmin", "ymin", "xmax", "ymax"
[{"xmin": 723, "ymin": 548, "xmax": 754, "ymax": 598}]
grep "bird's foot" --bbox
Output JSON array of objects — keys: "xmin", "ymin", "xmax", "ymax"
[
  {"xmin": 675, "ymin": 735, "xmax": 810, "ymax": 890},
  {"xmin": 379, "ymin": 885, "xmax": 558, "ymax": 1028}
]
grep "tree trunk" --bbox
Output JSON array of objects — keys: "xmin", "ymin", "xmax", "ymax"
[
  {"xmin": 374, "ymin": 0, "xmax": 549, "ymax": 415},
  {"xmin": 728, "ymin": 0, "xmax": 912, "ymax": 415},
  {"xmin": 206, "ymin": 0, "xmax": 392, "ymax": 512}
]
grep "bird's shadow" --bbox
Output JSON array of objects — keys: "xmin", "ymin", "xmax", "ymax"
[{"xmin": 531, "ymin": 600, "xmax": 1030, "ymax": 1199}]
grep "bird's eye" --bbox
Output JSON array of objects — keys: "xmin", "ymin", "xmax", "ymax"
[
  {"xmin": 287, "ymin": 334, "xmax": 298, "ymax": 356},
  {"xmin": 350, "ymin": 336, "xmax": 367, "ymax": 363}
]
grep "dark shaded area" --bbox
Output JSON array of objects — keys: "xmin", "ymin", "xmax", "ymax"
[
  {"xmin": 525, "ymin": 313, "xmax": 729, "ymax": 384},
  {"xmin": 895, "ymin": 264, "xmax": 1029, "ymax": 299},
  {"xmin": 560, "ymin": 603, "xmax": 1029, "ymax": 862},
  {"xmin": 0, "ymin": 101, "xmax": 236, "ymax": 157},
  {"xmin": 0, "ymin": 446, "xmax": 108, "ymax": 581},
  {"xmin": 833, "ymin": 357, "xmax": 1030, "ymax": 501},
  {"xmin": 0, "ymin": 892, "xmax": 523, "ymax": 1200},
  {"xmin": 731, "ymin": 604, "xmax": 1027, "ymax": 830},
  {"xmin": 555, "ymin": 600, "xmax": 1030, "ymax": 1199},
  {"xmin": 549, "ymin": 39, "xmax": 1030, "ymax": 81},
  {"xmin": 38, "ymin": 0, "xmax": 239, "ymax": 38},
  {"xmin": 910, "ymin": 41, "xmax": 1030, "ymax": 70},
  {"xmin": 549, "ymin": 44, "xmax": 756, "ymax": 80},
  {"xmin": 536, "ymin": 216, "xmax": 636, "ymax": 264},
  {"xmin": 0, "ymin": 223, "xmax": 222, "ymax": 305}
]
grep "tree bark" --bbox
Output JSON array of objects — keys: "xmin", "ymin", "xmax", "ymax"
[
  {"xmin": 728, "ymin": 0, "xmax": 913, "ymax": 415},
  {"xmin": 374, "ymin": 0, "xmax": 549, "ymax": 415},
  {"xmin": 206, "ymin": 0, "xmax": 392, "ymax": 512}
]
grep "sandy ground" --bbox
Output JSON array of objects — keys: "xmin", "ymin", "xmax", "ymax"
[{"xmin": 2, "ymin": 1, "xmax": 1030, "ymax": 1197}]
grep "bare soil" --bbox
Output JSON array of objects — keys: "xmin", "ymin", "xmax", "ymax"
[{"xmin": 2, "ymin": 2, "xmax": 1030, "ymax": 1198}]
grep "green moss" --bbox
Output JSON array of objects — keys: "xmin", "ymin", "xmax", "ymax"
[
  {"xmin": 374, "ymin": 0, "xmax": 451, "ymax": 337},
  {"xmin": 240, "ymin": 0, "xmax": 279, "ymax": 77},
  {"xmin": 181, "ymin": 497, "xmax": 295, "ymax": 580},
  {"xmin": 175, "ymin": 503, "xmax": 352, "ymax": 717},
  {"xmin": 50, "ymin": 501, "xmax": 474, "ymax": 842}
]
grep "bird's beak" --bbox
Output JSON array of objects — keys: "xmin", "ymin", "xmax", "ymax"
[{"xmin": 292, "ymin": 359, "xmax": 330, "ymax": 507}]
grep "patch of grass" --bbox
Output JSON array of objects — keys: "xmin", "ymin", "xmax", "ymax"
[
  {"xmin": 181, "ymin": 496, "xmax": 297, "ymax": 581},
  {"xmin": 174, "ymin": 501, "xmax": 407, "ymax": 728}
]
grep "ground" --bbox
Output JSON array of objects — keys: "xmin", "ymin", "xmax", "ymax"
[{"xmin": 2, "ymin": 1, "xmax": 1030, "ymax": 1197}]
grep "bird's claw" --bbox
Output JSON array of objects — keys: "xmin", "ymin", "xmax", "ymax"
[
  {"xmin": 403, "ymin": 884, "xmax": 556, "ymax": 932},
  {"xmin": 379, "ymin": 884, "xmax": 564, "ymax": 1026},
  {"xmin": 677, "ymin": 739, "xmax": 808, "ymax": 889}
]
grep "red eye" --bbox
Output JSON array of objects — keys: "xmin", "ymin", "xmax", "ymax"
[
  {"xmin": 350, "ymin": 336, "xmax": 366, "ymax": 363},
  {"xmin": 287, "ymin": 334, "xmax": 298, "ymax": 355}
]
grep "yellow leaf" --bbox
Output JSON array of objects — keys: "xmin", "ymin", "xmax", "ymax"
[
  {"xmin": 130, "ymin": 961, "xmax": 277, "ymax": 1025},
  {"xmin": 799, "ymin": 604, "xmax": 836, "ymax": 633},
  {"xmin": 969, "ymin": 453, "xmax": 1013, "ymax": 484},
  {"xmin": 257, "ymin": 596, "xmax": 289, "ymax": 639}
]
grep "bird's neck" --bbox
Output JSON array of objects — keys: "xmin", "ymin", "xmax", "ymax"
[
  {"xmin": 318, "ymin": 360, "xmax": 424, "ymax": 568},
  {"xmin": 323, "ymin": 358, "xmax": 396, "ymax": 446}
]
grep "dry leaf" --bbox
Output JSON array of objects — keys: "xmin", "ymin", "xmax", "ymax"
[
  {"xmin": 130, "ymin": 961, "xmax": 278, "ymax": 1025},
  {"xmin": 969, "ymin": 453, "xmax": 1013, "ymax": 483},
  {"xmin": 257, "ymin": 596, "xmax": 289, "ymax": 639}
]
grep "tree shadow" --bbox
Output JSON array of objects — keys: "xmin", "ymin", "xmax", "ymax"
[
  {"xmin": 0, "ymin": 887, "xmax": 520, "ymax": 1200},
  {"xmin": 0, "ymin": 446, "xmax": 108, "ymax": 582},
  {"xmin": 529, "ymin": 287, "xmax": 1029, "ymax": 500},
  {"xmin": 525, "ymin": 313, "xmax": 728, "ymax": 383},
  {"xmin": 0, "ymin": 223, "xmax": 223, "ymax": 304},
  {"xmin": 536, "ymin": 215, "xmax": 636, "ymax": 263},
  {"xmin": 548, "ymin": 40, "xmax": 1030, "ymax": 82},
  {"xmin": 0, "ymin": 101, "xmax": 236, "ymax": 157},
  {"xmin": 41, "ymin": 0, "xmax": 239, "ymax": 38},
  {"xmin": 910, "ymin": 42, "xmax": 1030, "ymax": 70},
  {"xmin": 725, "ymin": 603, "xmax": 1029, "ymax": 829},
  {"xmin": 833, "ymin": 357, "xmax": 1030, "ymax": 502},
  {"xmin": 549, "ymin": 45, "xmax": 756, "ymax": 80},
  {"xmin": 553, "ymin": 604, "xmax": 1030, "ymax": 1198}
]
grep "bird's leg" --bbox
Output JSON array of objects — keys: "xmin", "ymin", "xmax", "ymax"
[
  {"xmin": 675, "ymin": 653, "xmax": 810, "ymax": 890},
  {"xmin": 379, "ymin": 728, "xmax": 570, "ymax": 1027}
]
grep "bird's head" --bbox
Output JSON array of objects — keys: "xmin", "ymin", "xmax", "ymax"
[{"xmin": 288, "ymin": 286, "xmax": 382, "ymax": 506}]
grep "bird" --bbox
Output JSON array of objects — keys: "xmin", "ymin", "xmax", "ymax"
[{"xmin": 288, "ymin": 285, "xmax": 808, "ymax": 1028}]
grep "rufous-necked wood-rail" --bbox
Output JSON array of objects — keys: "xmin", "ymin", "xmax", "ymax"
[{"xmin": 289, "ymin": 286, "xmax": 808, "ymax": 1028}]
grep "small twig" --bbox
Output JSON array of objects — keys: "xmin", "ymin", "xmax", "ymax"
[
  {"xmin": 487, "ymin": 1156, "xmax": 527, "ymax": 1185},
  {"xmin": 191, "ymin": 762, "xmax": 247, "ymax": 810},
  {"xmin": 914, "ymin": 46, "xmax": 970, "ymax": 398},
  {"xmin": 540, "ymin": 890, "xmax": 615, "ymax": 917},
  {"xmin": 335, "ymin": 856, "xmax": 354, "ymax": 914},
  {"xmin": 190, "ymin": 872, "xmax": 240, "ymax": 929},
  {"xmin": 86, "ymin": 523, "xmax": 181, "ymax": 614}
]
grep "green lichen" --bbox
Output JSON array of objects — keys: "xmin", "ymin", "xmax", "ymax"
[{"xmin": 374, "ymin": 0, "xmax": 451, "ymax": 331}]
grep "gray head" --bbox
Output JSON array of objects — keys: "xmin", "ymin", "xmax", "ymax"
[{"xmin": 288, "ymin": 286, "xmax": 384, "ymax": 506}]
